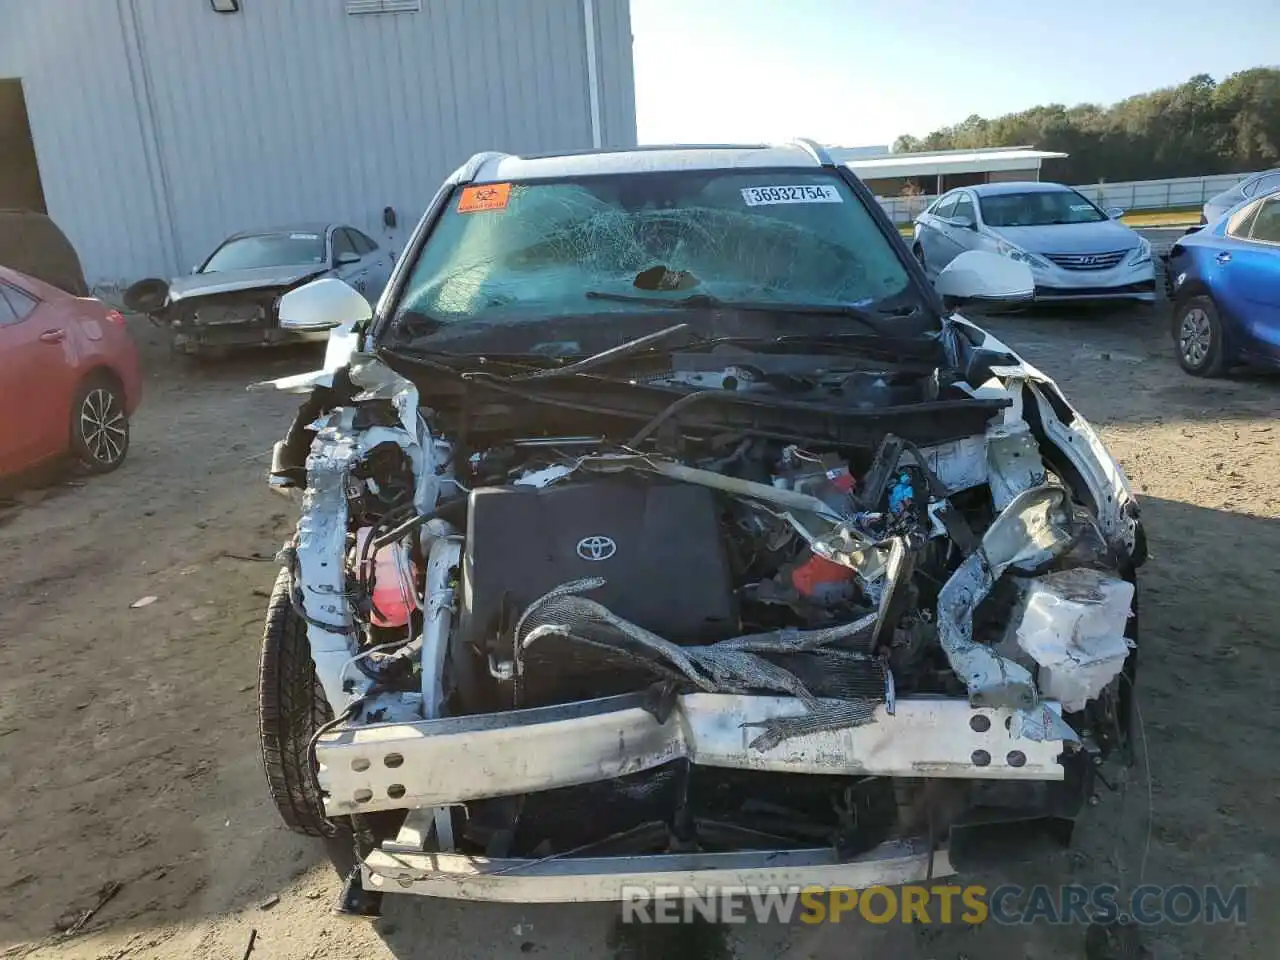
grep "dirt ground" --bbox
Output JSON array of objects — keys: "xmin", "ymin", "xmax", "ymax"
[{"xmin": 1, "ymin": 292, "xmax": 1277, "ymax": 960}]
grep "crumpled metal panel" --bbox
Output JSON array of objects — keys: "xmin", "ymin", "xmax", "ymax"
[
  {"xmin": 516, "ymin": 582, "xmax": 883, "ymax": 748},
  {"xmin": 986, "ymin": 423, "xmax": 1047, "ymax": 511},
  {"xmin": 292, "ymin": 364, "xmax": 442, "ymax": 709},
  {"xmin": 295, "ymin": 413, "xmax": 360, "ymax": 710},
  {"xmin": 935, "ymin": 485, "xmax": 1076, "ymax": 711}
]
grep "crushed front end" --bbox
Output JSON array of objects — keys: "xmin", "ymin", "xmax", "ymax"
[
  {"xmin": 164, "ymin": 288, "xmax": 296, "ymax": 354},
  {"xmin": 126, "ymin": 271, "xmax": 329, "ymax": 356},
  {"xmin": 262, "ymin": 317, "xmax": 1144, "ymax": 904}
]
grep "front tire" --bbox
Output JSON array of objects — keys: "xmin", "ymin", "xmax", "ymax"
[
  {"xmin": 1173, "ymin": 295, "xmax": 1227, "ymax": 377},
  {"xmin": 70, "ymin": 375, "xmax": 129, "ymax": 473},
  {"xmin": 259, "ymin": 567, "xmax": 341, "ymax": 837}
]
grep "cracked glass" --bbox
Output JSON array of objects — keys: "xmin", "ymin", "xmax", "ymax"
[{"xmin": 392, "ymin": 170, "xmax": 911, "ymax": 333}]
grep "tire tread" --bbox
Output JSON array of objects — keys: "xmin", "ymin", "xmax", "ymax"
[
  {"xmin": 258, "ymin": 567, "xmax": 337, "ymax": 837},
  {"xmin": 1173, "ymin": 295, "xmax": 1227, "ymax": 378}
]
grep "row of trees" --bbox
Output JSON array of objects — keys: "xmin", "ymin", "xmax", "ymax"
[{"xmin": 892, "ymin": 68, "xmax": 1280, "ymax": 184}]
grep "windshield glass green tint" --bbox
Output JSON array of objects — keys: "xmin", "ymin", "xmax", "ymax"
[{"xmin": 392, "ymin": 171, "xmax": 910, "ymax": 329}]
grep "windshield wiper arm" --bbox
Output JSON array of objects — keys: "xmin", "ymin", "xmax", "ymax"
[{"xmin": 509, "ymin": 322, "xmax": 693, "ymax": 381}]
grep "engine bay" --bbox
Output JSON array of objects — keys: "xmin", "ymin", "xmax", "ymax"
[{"xmin": 270, "ymin": 323, "xmax": 1145, "ymax": 866}]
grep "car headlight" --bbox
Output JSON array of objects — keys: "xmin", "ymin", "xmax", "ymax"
[
  {"xmin": 995, "ymin": 239, "xmax": 1050, "ymax": 269},
  {"xmin": 1128, "ymin": 238, "xmax": 1152, "ymax": 266}
]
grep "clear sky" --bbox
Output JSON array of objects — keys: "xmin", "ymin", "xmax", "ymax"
[{"xmin": 630, "ymin": 0, "xmax": 1280, "ymax": 147}]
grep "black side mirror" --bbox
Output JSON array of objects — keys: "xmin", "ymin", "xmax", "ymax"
[{"xmin": 123, "ymin": 277, "xmax": 171, "ymax": 316}]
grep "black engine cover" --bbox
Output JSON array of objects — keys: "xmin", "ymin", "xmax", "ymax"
[{"xmin": 459, "ymin": 479, "xmax": 737, "ymax": 657}]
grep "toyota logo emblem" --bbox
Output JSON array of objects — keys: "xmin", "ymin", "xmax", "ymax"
[{"xmin": 576, "ymin": 536, "xmax": 617, "ymax": 561}]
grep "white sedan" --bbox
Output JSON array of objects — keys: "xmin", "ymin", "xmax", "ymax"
[{"xmin": 912, "ymin": 182, "xmax": 1155, "ymax": 304}]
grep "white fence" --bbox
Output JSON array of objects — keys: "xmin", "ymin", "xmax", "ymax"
[{"xmin": 875, "ymin": 171, "xmax": 1261, "ymax": 224}]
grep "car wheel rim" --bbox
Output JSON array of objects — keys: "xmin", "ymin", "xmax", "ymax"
[
  {"xmin": 1179, "ymin": 308, "xmax": 1212, "ymax": 366},
  {"xmin": 80, "ymin": 388, "xmax": 126, "ymax": 464}
]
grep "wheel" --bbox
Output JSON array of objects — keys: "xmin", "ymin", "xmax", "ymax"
[
  {"xmin": 1172, "ymin": 295, "xmax": 1227, "ymax": 377},
  {"xmin": 259, "ymin": 567, "xmax": 341, "ymax": 837},
  {"xmin": 70, "ymin": 375, "xmax": 129, "ymax": 473},
  {"xmin": 913, "ymin": 243, "xmax": 927, "ymax": 270}
]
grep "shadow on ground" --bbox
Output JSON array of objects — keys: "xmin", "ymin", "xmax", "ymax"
[{"xmin": 975, "ymin": 305, "xmax": 1280, "ymax": 430}]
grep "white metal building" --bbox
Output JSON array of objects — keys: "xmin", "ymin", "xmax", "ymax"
[
  {"xmin": 0, "ymin": 0, "xmax": 637, "ymax": 288},
  {"xmin": 833, "ymin": 146, "xmax": 1070, "ymax": 197}
]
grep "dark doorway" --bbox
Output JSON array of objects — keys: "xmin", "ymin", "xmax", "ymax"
[
  {"xmin": 939, "ymin": 171, "xmax": 988, "ymax": 192},
  {"xmin": 0, "ymin": 79, "xmax": 47, "ymax": 213}
]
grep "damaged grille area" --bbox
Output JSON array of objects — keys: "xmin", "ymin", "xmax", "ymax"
[
  {"xmin": 164, "ymin": 288, "xmax": 298, "ymax": 354},
  {"xmin": 189, "ymin": 299, "xmax": 266, "ymax": 326},
  {"xmin": 462, "ymin": 762, "xmax": 900, "ymax": 860},
  {"xmin": 283, "ymin": 326, "xmax": 1140, "ymax": 874},
  {"xmin": 515, "ymin": 578, "xmax": 887, "ymax": 749},
  {"xmin": 173, "ymin": 290, "xmax": 274, "ymax": 327}
]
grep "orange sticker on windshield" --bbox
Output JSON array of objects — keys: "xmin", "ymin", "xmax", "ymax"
[{"xmin": 458, "ymin": 183, "xmax": 512, "ymax": 213}]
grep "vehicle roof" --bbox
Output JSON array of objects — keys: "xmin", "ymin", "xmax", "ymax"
[
  {"xmin": 965, "ymin": 181, "xmax": 1079, "ymax": 197},
  {"xmin": 224, "ymin": 223, "xmax": 334, "ymax": 240},
  {"xmin": 1208, "ymin": 171, "xmax": 1280, "ymax": 203},
  {"xmin": 467, "ymin": 143, "xmax": 830, "ymax": 183},
  {"xmin": 1217, "ymin": 184, "xmax": 1280, "ymax": 218}
]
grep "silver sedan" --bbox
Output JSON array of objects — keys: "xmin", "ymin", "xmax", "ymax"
[
  {"xmin": 911, "ymin": 182, "xmax": 1156, "ymax": 304},
  {"xmin": 125, "ymin": 222, "xmax": 396, "ymax": 357},
  {"xmin": 1201, "ymin": 168, "xmax": 1280, "ymax": 225}
]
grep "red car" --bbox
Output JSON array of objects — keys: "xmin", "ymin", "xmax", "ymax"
[{"xmin": 0, "ymin": 264, "xmax": 141, "ymax": 476}]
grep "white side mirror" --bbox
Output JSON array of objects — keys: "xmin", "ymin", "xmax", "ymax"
[
  {"xmin": 278, "ymin": 277, "xmax": 372, "ymax": 332},
  {"xmin": 1106, "ymin": 206, "xmax": 1125, "ymax": 219},
  {"xmin": 934, "ymin": 250, "xmax": 1034, "ymax": 303}
]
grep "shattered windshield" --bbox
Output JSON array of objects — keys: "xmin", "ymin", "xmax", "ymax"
[{"xmin": 387, "ymin": 170, "xmax": 912, "ymax": 345}]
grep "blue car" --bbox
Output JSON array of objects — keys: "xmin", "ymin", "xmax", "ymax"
[{"xmin": 1166, "ymin": 188, "xmax": 1280, "ymax": 376}]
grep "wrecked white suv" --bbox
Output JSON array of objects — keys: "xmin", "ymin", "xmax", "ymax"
[{"xmin": 255, "ymin": 142, "xmax": 1146, "ymax": 909}]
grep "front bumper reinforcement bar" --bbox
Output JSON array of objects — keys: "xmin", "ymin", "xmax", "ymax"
[
  {"xmin": 317, "ymin": 694, "xmax": 1066, "ymax": 817},
  {"xmin": 360, "ymin": 838, "xmax": 953, "ymax": 903}
]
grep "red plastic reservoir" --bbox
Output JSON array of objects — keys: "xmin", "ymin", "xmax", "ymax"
[{"xmin": 354, "ymin": 527, "xmax": 419, "ymax": 628}]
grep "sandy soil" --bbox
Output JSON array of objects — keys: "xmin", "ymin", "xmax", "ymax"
[{"xmin": 0, "ymin": 302, "xmax": 1276, "ymax": 960}]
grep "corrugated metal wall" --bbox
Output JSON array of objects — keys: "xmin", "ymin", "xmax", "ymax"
[
  {"xmin": 0, "ymin": 0, "xmax": 637, "ymax": 287},
  {"xmin": 0, "ymin": 1, "xmax": 172, "ymax": 288}
]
